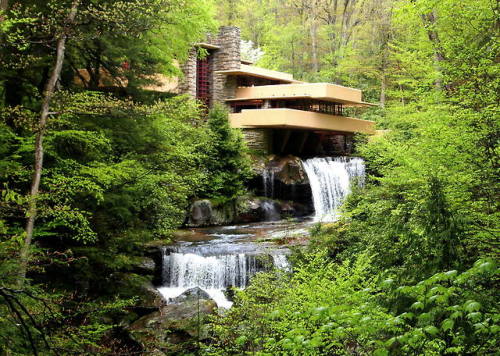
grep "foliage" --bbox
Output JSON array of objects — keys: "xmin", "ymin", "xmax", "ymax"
[
  {"xmin": 208, "ymin": 1, "xmax": 499, "ymax": 355},
  {"xmin": 208, "ymin": 253, "xmax": 498, "ymax": 355},
  {"xmin": 0, "ymin": 0, "xmax": 216, "ymax": 104},
  {"xmin": 379, "ymin": 258, "xmax": 499, "ymax": 355},
  {"xmin": 334, "ymin": 100, "xmax": 498, "ymax": 280},
  {"xmin": 0, "ymin": 0, "xmax": 498, "ymax": 353},
  {"xmin": 0, "ymin": 92, "xmax": 215, "ymax": 353},
  {"xmin": 203, "ymin": 104, "xmax": 254, "ymax": 204}
]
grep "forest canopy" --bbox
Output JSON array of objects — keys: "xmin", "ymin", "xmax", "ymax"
[{"xmin": 0, "ymin": 0, "xmax": 499, "ymax": 354}]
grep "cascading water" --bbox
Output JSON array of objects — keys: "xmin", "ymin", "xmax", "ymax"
[
  {"xmin": 262, "ymin": 167, "xmax": 278, "ymax": 198},
  {"xmin": 272, "ymin": 254, "xmax": 291, "ymax": 271},
  {"xmin": 261, "ymin": 200, "xmax": 280, "ymax": 221},
  {"xmin": 157, "ymin": 238, "xmax": 290, "ymax": 308},
  {"xmin": 159, "ymin": 251, "xmax": 258, "ymax": 308},
  {"xmin": 302, "ymin": 157, "xmax": 365, "ymax": 222}
]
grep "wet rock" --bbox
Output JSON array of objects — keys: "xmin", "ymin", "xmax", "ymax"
[
  {"xmin": 223, "ymin": 287, "xmax": 237, "ymax": 302},
  {"xmin": 130, "ymin": 257, "xmax": 156, "ymax": 275},
  {"xmin": 261, "ymin": 200, "xmax": 281, "ymax": 221},
  {"xmin": 187, "ymin": 200, "xmax": 237, "ymax": 227},
  {"xmin": 211, "ymin": 201, "xmax": 236, "ymax": 225},
  {"xmin": 141, "ymin": 245, "xmax": 165, "ymax": 286},
  {"xmin": 279, "ymin": 200, "xmax": 312, "ymax": 218},
  {"xmin": 188, "ymin": 199, "xmax": 213, "ymax": 226},
  {"xmin": 271, "ymin": 154, "xmax": 308, "ymax": 185},
  {"xmin": 187, "ymin": 198, "xmax": 261, "ymax": 227},
  {"xmin": 169, "ymin": 287, "xmax": 211, "ymax": 304},
  {"xmin": 127, "ymin": 294, "xmax": 217, "ymax": 354},
  {"xmin": 186, "ymin": 186, "xmax": 313, "ymax": 227},
  {"xmin": 248, "ymin": 155, "xmax": 313, "ymax": 207},
  {"xmin": 235, "ymin": 197, "xmax": 262, "ymax": 223},
  {"xmin": 135, "ymin": 282, "xmax": 165, "ymax": 310}
]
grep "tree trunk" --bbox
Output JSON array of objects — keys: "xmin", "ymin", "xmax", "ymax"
[
  {"xmin": 18, "ymin": 0, "xmax": 79, "ymax": 287},
  {"xmin": 310, "ymin": 20, "xmax": 319, "ymax": 73},
  {"xmin": 421, "ymin": 11, "xmax": 449, "ymax": 91},
  {"xmin": 0, "ymin": 0, "xmax": 8, "ymax": 22},
  {"xmin": 380, "ymin": 72, "xmax": 386, "ymax": 108}
]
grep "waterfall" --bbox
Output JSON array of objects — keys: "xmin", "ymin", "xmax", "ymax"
[
  {"xmin": 158, "ymin": 247, "xmax": 288, "ymax": 308},
  {"xmin": 162, "ymin": 252, "xmax": 256, "ymax": 289},
  {"xmin": 302, "ymin": 157, "xmax": 365, "ymax": 222},
  {"xmin": 262, "ymin": 167, "xmax": 277, "ymax": 198},
  {"xmin": 261, "ymin": 200, "xmax": 280, "ymax": 221},
  {"xmin": 272, "ymin": 254, "xmax": 291, "ymax": 271}
]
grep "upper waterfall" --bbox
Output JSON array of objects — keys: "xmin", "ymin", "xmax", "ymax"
[{"xmin": 302, "ymin": 157, "xmax": 365, "ymax": 222}]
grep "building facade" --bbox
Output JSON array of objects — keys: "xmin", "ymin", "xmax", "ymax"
[{"xmin": 178, "ymin": 26, "xmax": 376, "ymax": 157}]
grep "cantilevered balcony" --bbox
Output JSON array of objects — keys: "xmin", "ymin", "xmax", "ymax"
[
  {"xmin": 227, "ymin": 83, "xmax": 376, "ymax": 107},
  {"xmin": 229, "ymin": 108, "xmax": 375, "ymax": 134}
]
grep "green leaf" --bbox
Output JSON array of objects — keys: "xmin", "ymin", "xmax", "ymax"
[
  {"xmin": 478, "ymin": 261, "xmax": 495, "ymax": 273},
  {"xmin": 445, "ymin": 270, "xmax": 458, "ymax": 277},
  {"xmin": 235, "ymin": 335, "xmax": 248, "ymax": 345},
  {"xmin": 411, "ymin": 301, "xmax": 424, "ymax": 310},
  {"xmin": 465, "ymin": 301, "xmax": 481, "ymax": 312},
  {"xmin": 424, "ymin": 325, "xmax": 439, "ymax": 336},
  {"xmin": 374, "ymin": 348, "xmax": 389, "ymax": 356},
  {"xmin": 385, "ymin": 337, "xmax": 397, "ymax": 347},
  {"xmin": 466, "ymin": 312, "xmax": 482, "ymax": 322},
  {"xmin": 418, "ymin": 313, "xmax": 432, "ymax": 324},
  {"xmin": 382, "ymin": 278, "xmax": 394, "ymax": 288},
  {"xmin": 441, "ymin": 319, "xmax": 454, "ymax": 331}
]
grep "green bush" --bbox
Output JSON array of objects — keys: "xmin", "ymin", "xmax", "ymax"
[
  {"xmin": 207, "ymin": 254, "xmax": 498, "ymax": 355},
  {"xmin": 202, "ymin": 104, "xmax": 254, "ymax": 204}
]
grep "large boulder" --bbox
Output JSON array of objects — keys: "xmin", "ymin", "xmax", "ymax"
[
  {"xmin": 135, "ymin": 282, "xmax": 165, "ymax": 311},
  {"xmin": 188, "ymin": 199, "xmax": 213, "ymax": 226},
  {"xmin": 235, "ymin": 197, "xmax": 263, "ymax": 223},
  {"xmin": 187, "ymin": 199, "xmax": 237, "ymax": 227},
  {"xmin": 248, "ymin": 155, "xmax": 313, "ymax": 208},
  {"xmin": 127, "ymin": 290, "xmax": 217, "ymax": 355},
  {"xmin": 169, "ymin": 287, "xmax": 211, "ymax": 304},
  {"xmin": 270, "ymin": 154, "xmax": 308, "ymax": 185},
  {"xmin": 186, "ymin": 196, "xmax": 314, "ymax": 227},
  {"xmin": 129, "ymin": 256, "xmax": 156, "ymax": 275},
  {"xmin": 187, "ymin": 198, "xmax": 264, "ymax": 227}
]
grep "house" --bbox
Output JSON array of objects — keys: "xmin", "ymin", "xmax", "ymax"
[
  {"xmin": 178, "ymin": 26, "xmax": 376, "ymax": 156},
  {"xmin": 74, "ymin": 26, "xmax": 376, "ymax": 156}
]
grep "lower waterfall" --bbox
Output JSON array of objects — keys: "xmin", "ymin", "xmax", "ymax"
[
  {"xmin": 158, "ymin": 245, "xmax": 289, "ymax": 308},
  {"xmin": 302, "ymin": 157, "xmax": 365, "ymax": 222}
]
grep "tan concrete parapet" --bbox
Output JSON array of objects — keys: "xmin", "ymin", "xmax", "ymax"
[
  {"xmin": 229, "ymin": 108, "xmax": 375, "ymax": 134},
  {"xmin": 215, "ymin": 64, "xmax": 302, "ymax": 83},
  {"xmin": 229, "ymin": 83, "xmax": 376, "ymax": 106}
]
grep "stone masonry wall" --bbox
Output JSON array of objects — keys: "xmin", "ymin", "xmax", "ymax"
[
  {"xmin": 177, "ymin": 26, "xmax": 241, "ymax": 106},
  {"xmin": 212, "ymin": 26, "xmax": 241, "ymax": 104},
  {"xmin": 242, "ymin": 129, "xmax": 272, "ymax": 154},
  {"xmin": 178, "ymin": 48, "xmax": 197, "ymax": 97}
]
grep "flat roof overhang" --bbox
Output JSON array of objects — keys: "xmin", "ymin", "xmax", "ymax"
[
  {"xmin": 195, "ymin": 42, "xmax": 221, "ymax": 50},
  {"xmin": 215, "ymin": 64, "xmax": 303, "ymax": 84},
  {"xmin": 230, "ymin": 108, "xmax": 376, "ymax": 134},
  {"xmin": 227, "ymin": 83, "xmax": 377, "ymax": 107}
]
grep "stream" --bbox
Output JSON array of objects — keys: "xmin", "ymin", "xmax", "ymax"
[
  {"xmin": 157, "ymin": 156, "xmax": 365, "ymax": 308},
  {"xmin": 157, "ymin": 219, "xmax": 311, "ymax": 308}
]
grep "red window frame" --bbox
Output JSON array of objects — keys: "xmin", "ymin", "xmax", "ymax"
[{"xmin": 196, "ymin": 56, "xmax": 211, "ymax": 108}]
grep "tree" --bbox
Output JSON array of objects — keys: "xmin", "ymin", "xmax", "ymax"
[
  {"xmin": 203, "ymin": 104, "xmax": 253, "ymax": 203},
  {"xmin": 20, "ymin": 0, "xmax": 79, "ymax": 286},
  {"xmin": 0, "ymin": 0, "xmax": 215, "ymax": 285}
]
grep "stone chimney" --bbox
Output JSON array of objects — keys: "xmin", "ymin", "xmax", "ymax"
[
  {"xmin": 178, "ymin": 26, "xmax": 242, "ymax": 106},
  {"xmin": 212, "ymin": 26, "xmax": 241, "ymax": 104}
]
